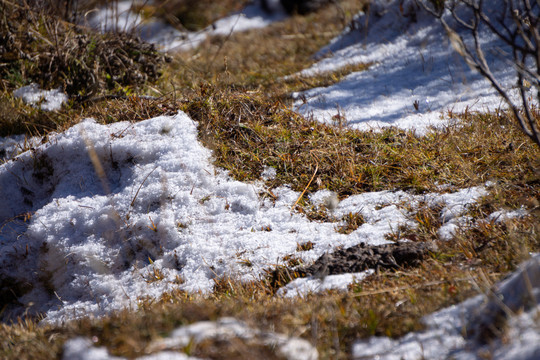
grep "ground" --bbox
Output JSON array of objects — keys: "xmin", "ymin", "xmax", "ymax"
[{"xmin": 0, "ymin": 0, "xmax": 539, "ymax": 359}]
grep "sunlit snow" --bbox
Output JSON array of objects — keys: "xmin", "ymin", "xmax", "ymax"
[
  {"xmin": 0, "ymin": 112, "xmax": 489, "ymax": 323},
  {"xmin": 292, "ymin": 0, "xmax": 528, "ymax": 134}
]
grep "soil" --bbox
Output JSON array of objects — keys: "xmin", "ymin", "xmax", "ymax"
[{"xmin": 302, "ymin": 241, "xmax": 435, "ymax": 277}]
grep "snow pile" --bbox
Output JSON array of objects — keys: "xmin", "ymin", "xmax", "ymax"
[
  {"xmin": 352, "ymin": 255, "xmax": 540, "ymax": 360},
  {"xmin": 83, "ymin": 1, "xmax": 285, "ymax": 52},
  {"xmin": 0, "ymin": 112, "xmax": 489, "ymax": 323},
  {"xmin": 13, "ymin": 83, "xmax": 67, "ymax": 111},
  {"xmin": 292, "ymin": 0, "xmax": 521, "ymax": 134}
]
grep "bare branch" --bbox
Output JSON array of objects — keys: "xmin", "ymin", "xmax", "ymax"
[
  {"xmin": 417, "ymin": 0, "xmax": 540, "ymax": 146},
  {"xmin": 415, "ymin": 0, "xmax": 444, "ymax": 17}
]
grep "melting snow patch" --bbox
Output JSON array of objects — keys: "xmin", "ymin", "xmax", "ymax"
[
  {"xmin": 261, "ymin": 165, "xmax": 277, "ymax": 180},
  {"xmin": 63, "ymin": 317, "xmax": 317, "ymax": 360},
  {"xmin": 13, "ymin": 83, "xmax": 67, "ymax": 111},
  {"xmin": 487, "ymin": 208, "xmax": 529, "ymax": 223},
  {"xmin": 211, "ymin": 2, "xmax": 287, "ymax": 36},
  {"xmin": 63, "ymin": 337, "xmax": 124, "ymax": 360},
  {"xmin": 277, "ymin": 271, "xmax": 374, "ymax": 298},
  {"xmin": 62, "ymin": 337, "xmax": 199, "ymax": 360},
  {"xmin": 292, "ymin": 0, "xmax": 521, "ymax": 134},
  {"xmin": 424, "ymin": 186, "xmax": 489, "ymax": 241},
  {"xmin": 352, "ymin": 255, "xmax": 540, "ymax": 360},
  {"xmin": 147, "ymin": 317, "xmax": 318, "ymax": 360}
]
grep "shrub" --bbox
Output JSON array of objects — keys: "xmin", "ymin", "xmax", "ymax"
[{"xmin": 0, "ymin": 0, "xmax": 168, "ymax": 96}]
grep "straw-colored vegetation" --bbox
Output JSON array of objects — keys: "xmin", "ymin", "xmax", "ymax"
[{"xmin": 0, "ymin": 0, "xmax": 538, "ymax": 359}]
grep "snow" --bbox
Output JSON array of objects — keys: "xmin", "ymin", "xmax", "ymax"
[
  {"xmin": 62, "ymin": 337, "xmax": 124, "ymax": 360},
  {"xmin": 147, "ymin": 317, "xmax": 318, "ymax": 360},
  {"xmin": 352, "ymin": 255, "xmax": 540, "ymax": 360},
  {"xmin": 0, "ymin": 134, "xmax": 42, "ymax": 163},
  {"xmin": 0, "ymin": 112, "xmax": 490, "ymax": 323},
  {"xmin": 62, "ymin": 337, "xmax": 199, "ymax": 360},
  {"xmin": 13, "ymin": 83, "xmax": 67, "ymax": 111},
  {"xmin": 487, "ymin": 208, "xmax": 529, "ymax": 223},
  {"xmin": 211, "ymin": 2, "xmax": 287, "ymax": 36},
  {"xmin": 82, "ymin": 1, "xmax": 286, "ymax": 52},
  {"xmin": 261, "ymin": 165, "xmax": 277, "ymax": 180},
  {"xmin": 291, "ymin": 0, "xmax": 526, "ymax": 134},
  {"xmin": 276, "ymin": 270, "xmax": 375, "ymax": 298}
]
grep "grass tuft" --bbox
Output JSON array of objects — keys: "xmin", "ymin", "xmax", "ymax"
[{"xmin": 0, "ymin": 0, "xmax": 168, "ymax": 97}]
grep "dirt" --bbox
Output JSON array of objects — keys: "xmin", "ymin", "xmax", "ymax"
[{"xmin": 302, "ymin": 241, "xmax": 435, "ymax": 277}]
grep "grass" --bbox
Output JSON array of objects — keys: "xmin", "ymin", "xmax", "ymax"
[
  {"xmin": 156, "ymin": 0, "xmax": 369, "ymax": 94},
  {"xmin": 0, "ymin": 0, "xmax": 539, "ymax": 359},
  {"xmin": 183, "ymin": 86, "xmax": 539, "ymax": 197}
]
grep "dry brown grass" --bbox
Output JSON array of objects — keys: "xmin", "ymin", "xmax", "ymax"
[
  {"xmin": 0, "ymin": 318, "xmax": 65, "ymax": 360},
  {"xmin": 181, "ymin": 85, "xmax": 539, "ymax": 198},
  {"xmin": 158, "ymin": 0, "xmax": 369, "ymax": 93},
  {"xmin": 0, "ymin": 0, "xmax": 167, "ymax": 96}
]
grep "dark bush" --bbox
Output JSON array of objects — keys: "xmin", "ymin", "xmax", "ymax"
[{"xmin": 0, "ymin": 1, "xmax": 167, "ymax": 96}]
